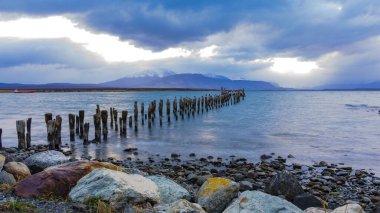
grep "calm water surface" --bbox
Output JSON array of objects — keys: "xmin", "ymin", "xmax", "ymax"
[{"xmin": 0, "ymin": 91, "xmax": 379, "ymax": 174}]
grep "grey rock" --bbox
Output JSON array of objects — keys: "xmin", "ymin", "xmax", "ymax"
[
  {"xmin": 197, "ymin": 177, "xmax": 239, "ymax": 213},
  {"xmin": 239, "ymin": 181, "xmax": 253, "ymax": 191},
  {"xmin": 0, "ymin": 170, "xmax": 16, "ymax": 185},
  {"xmin": 264, "ymin": 170, "xmax": 304, "ymax": 201},
  {"xmin": 69, "ymin": 169, "xmax": 160, "ymax": 211},
  {"xmin": 222, "ymin": 191, "xmax": 303, "ymax": 213},
  {"xmin": 293, "ymin": 193, "xmax": 324, "ymax": 210},
  {"xmin": 23, "ymin": 150, "xmax": 68, "ymax": 173},
  {"xmin": 147, "ymin": 176, "xmax": 191, "ymax": 204},
  {"xmin": 155, "ymin": 199, "xmax": 206, "ymax": 213}
]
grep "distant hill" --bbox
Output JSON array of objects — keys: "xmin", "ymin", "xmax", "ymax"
[
  {"xmin": 0, "ymin": 73, "xmax": 281, "ymax": 90},
  {"xmin": 0, "ymin": 83, "xmax": 97, "ymax": 90},
  {"xmin": 318, "ymin": 81, "xmax": 380, "ymax": 90},
  {"xmin": 101, "ymin": 73, "xmax": 280, "ymax": 90}
]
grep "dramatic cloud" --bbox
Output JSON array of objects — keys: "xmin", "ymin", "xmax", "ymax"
[{"xmin": 0, "ymin": 0, "xmax": 379, "ymax": 88}]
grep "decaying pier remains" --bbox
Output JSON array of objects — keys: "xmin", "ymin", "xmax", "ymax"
[{"xmin": 6, "ymin": 89, "xmax": 245, "ymax": 150}]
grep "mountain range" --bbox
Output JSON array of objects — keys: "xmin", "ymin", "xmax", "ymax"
[{"xmin": 0, "ymin": 73, "xmax": 280, "ymax": 90}]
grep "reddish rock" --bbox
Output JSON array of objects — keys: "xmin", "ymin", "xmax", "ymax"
[{"xmin": 15, "ymin": 161, "xmax": 124, "ymax": 198}]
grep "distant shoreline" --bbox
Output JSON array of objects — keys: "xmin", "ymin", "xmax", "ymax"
[
  {"xmin": 2, "ymin": 88, "xmax": 380, "ymax": 93},
  {"xmin": 0, "ymin": 88, "xmax": 219, "ymax": 93}
]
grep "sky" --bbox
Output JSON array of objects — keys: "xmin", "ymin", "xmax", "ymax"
[{"xmin": 0, "ymin": 0, "xmax": 379, "ymax": 88}]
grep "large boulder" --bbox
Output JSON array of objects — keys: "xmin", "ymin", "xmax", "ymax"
[
  {"xmin": 3, "ymin": 162, "xmax": 31, "ymax": 181},
  {"xmin": 0, "ymin": 170, "xmax": 16, "ymax": 185},
  {"xmin": 23, "ymin": 151, "xmax": 68, "ymax": 173},
  {"xmin": 197, "ymin": 177, "xmax": 239, "ymax": 213},
  {"xmin": 222, "ymin": 191, "xmax": 303, "ymax": 213},
  {"xmin": 264, "ymin": 170, "xmax": 304, "ymax": 201},
  {"xmin": 69, "ymin": 169, "xmax": 160, "ymax": 210},
  {"xmin": 293, "ymin": 193, "xmax": 324, "ymax": 210},
  {"xmin": 147, "ymin": 175, "xmax": 191, "ymax": 204},
  {"xmin": 331, "ymin": 204, "xmax": 364, "ymax": 213},
  {"xmin": 15, "ymin": 160, "xmax": 123, "ymax": 198},
  {"xmin": 155, "ymin": 199, "xmax": 206, "ymax": 213},
  {"xmin": 0, "ymin": 154, "xmax": 5, "ymax": 171}
]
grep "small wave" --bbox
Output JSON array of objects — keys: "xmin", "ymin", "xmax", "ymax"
[{"xmin": 345, "ymin": 104, "xmax": 380, "ymax": 111}]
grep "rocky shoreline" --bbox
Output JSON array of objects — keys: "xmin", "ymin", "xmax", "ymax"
[{"xmin": 0, "ymin": 145, "xmax": 379, "ymax": 212}]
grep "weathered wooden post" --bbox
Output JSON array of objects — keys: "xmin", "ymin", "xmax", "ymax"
[
  {"xmin": 119, "ymin": 118, "xmax": 123, "ymax": 137},
  {"xmin": 75, "ymin": 115, "xmax": 79, "ymax": 134},
  {"xmin": 148, "ymin": 105, "xmax": 152, "ymax": 128},
  {"xmin": 166, "ymin": 99, "xmax": 170, "ymax": 123},
  {"xmin": 122, "ymin": 111, "xmax": 127, "ymax": 136},
  {"xmin": 26, "ymin": 118, "xmax": 32, "ymax": 148},
  {"xmin": 129, "ymin": 116, "xmax": 132, "ymax": 128},
  {"xmin": 79, "ymin": 110, "xmax": 85, "ymax": 139},
  {"xmin": 96, "ymin": 105, "xmax": 100, "ymax": 115},
  {"xmin": 141, "ymin": 103, "xmax": 145, "ymax": 125},
  {"xmin": 113, "ymin": 109, "xmax": 118, "ymax": 131},
  {"xmin": 159, "ymin": 99, "xmax": 163, "ymax": 126},
  {"xmin": 134, "ymin": 102, "xmax": 138, "ymax": 132},
  {"xmin": 83, "ymin": 123, "xmax": 89, "ymax": 144},
  {"xmin": 47, "ymin": 120, "xmax": 55, "ymax": 150},
  {"xmin": 69, "ymin": 114, "xmax": 75, "ymax": 141},
  {"xmin": 0, "ymin": 128, "xmax": 2, "ymax": 148},
  {"xmin": 45, "ymin": 113, "xmax": 52, "ymax": 124},
  {"xmin": 16, "ymin": 120, "xmax": 26, "ymax": 149},
  {"xmin": 101, "ymin": 110, "xmax": 108, "ymax": 140},
  {"xmin": 110, "ymin": 107, "xmax": 114, "ymax": 129},
  {"xmin": 55, "ymin": 115, "xmax": 62, "ymax": 149},
  {"xmin": 93, "ymin": 114, "xmax": 101, "ymax": 143},
  {"xmin": 45, "ymin": 113, "xmax": 52, "ymax": 140}
]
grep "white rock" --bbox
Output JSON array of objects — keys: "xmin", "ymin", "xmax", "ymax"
[
  {"xmin": 0, "ymin": 154, "xmax": 5, "ymax": 171},
  {"xmin": 223, "ymin": 191, "xmax": 303, "ymax": 213},
  {"xmin": 304, "ymin": 207, "xmax": 332, "ymax": 213},
  {"xmin": 69, "ymin": 169, "xmax": 160, "ymax": 210},
  {"xmin": 155, "ymin": 199, "xmax": 206, "ymax": 213},
  {"xmin": 147, "ymin": 176, "xmax": 191, "ymax": 204},
  {"xmin": 331, "ymin": 204, "xmax": 364, "ymax": 213}
]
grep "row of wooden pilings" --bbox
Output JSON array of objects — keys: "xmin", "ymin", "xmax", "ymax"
[{"xmin": 3, "ymin": 89, "xmax": 245, "ymax": 150}]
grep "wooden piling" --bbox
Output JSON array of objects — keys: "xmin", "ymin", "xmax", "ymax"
[
  {"xmin": 141, "ymin": 103, "xmax": 145, "ymax": 125},
  {"xmin": 26, "ymin": 118, "xmax": 32, "ymax": 148},
  {"xmin": 83, "ymin": 123, "xmax": 89, "ymax": 144},
  {"xmin": 79, "ymin": 110, "xmax": 85, "ymax": 139},
  {"xmin": 134, "ymin": 101, "xmax": 138, "ymax": 122},
  {"xmin": 122, "ymin": 111, "xmax": 127, "ymax": 136},
  {"xmin": 45, "ymin": 113, "xmax": 52, "ymax": 124},
  {"xmin": 113, "ymin": 109, "xmax": 118, "ymax": 131},
  {"xmin": 47, "ymin": 120, "xmax": 55, "ymax": 150},
  {"xmin": 110, "ymin": 107, "xmax": 114, "ymax": 129},
  {"xmin": 16, "ymin": 120, "xmax": 26, "ymax": 149},
  {"xmin": 96, "ymin": 105, "xmax": 100, "ymax": 115},
  {"xmin": 101, "ymin": 110, "xmax": 108, "ymax": 140},
  {"xmin": 129, "ymin": 116, "xmax": 132, "ymax": 128},
  {"xmin": 55, "ymin": 115, "xmax": 62, "ymax": 149},
  {"xmin": 119, "ymin": 118, "xmax": 123, "ymax": 137},
  {"xmin": 45, "ymin": 113, "xmax": 52, "ymax": 140},
  {"xmin": 0, "ymin": 128, "xmax": 2, "ymax": 148},
  {"xmin": 69, "ymin": 114, "xmax": 75, "ymax": 141},
  {"xmin": 93, "ymin": 114, "xmax": 101, "ymax": 143},
  {"xmin": 75, "ymin": 115, "xmax": 79, "ymax": 134},
  {"xmin": 166, "ymin": 99, "xmax": 170, "ymax": 122}
]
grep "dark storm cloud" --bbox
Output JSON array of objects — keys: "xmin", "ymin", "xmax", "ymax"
[{"xmin": 0, "ymin": 0, "xmax": 289, "ymax": 50}]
